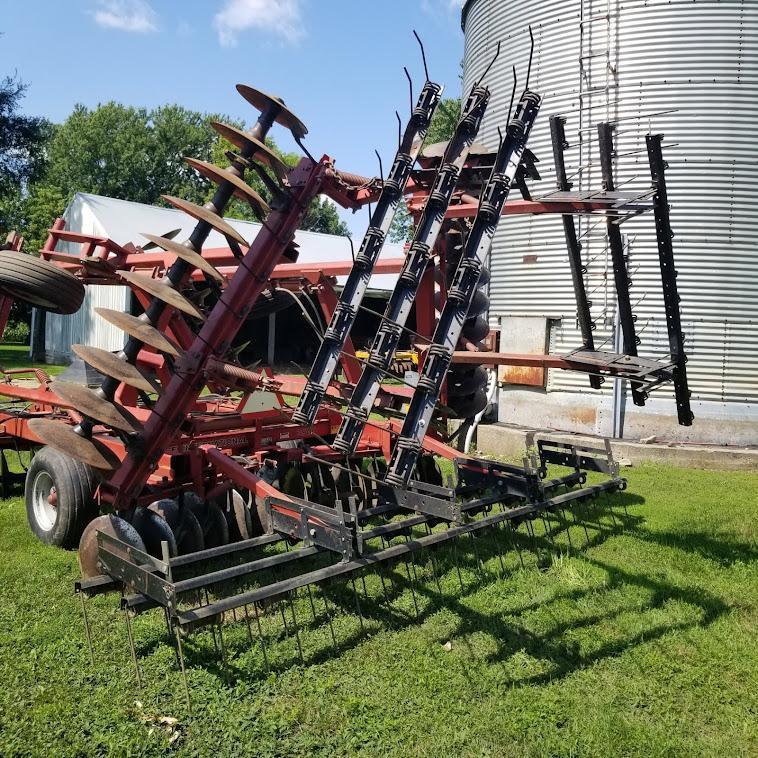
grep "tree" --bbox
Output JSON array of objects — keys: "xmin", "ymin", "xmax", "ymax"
[
  {"xmin": 17, "ymin": 101, "xmax": 349, "ymax": 248},
  {"xmin": 389, "ymin": 96, "xmax": 462, "ymax": 242},
  {"xmin": 426, "ymin": 97, "xmax": 461, "ymax": 146},
  {"xmin": 0, "ymin": 74, "xmax": 51, "ymax": 231}
]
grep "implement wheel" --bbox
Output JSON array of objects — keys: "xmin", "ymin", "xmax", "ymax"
[
  {"xmin": 25, "ymin": 446, "xmax": 98, "ymax": 548},
  {"xmin": 0, "ymin": 251, "xmax": 85, "ymax": 314}
]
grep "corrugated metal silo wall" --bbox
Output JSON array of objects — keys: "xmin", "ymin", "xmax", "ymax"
[{"xmin": 462, "ymin": 0, "xmax": 757, "ymax": 434}]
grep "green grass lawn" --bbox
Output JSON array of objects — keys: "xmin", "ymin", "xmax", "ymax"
[
  {"xmin": 0, "ymin": 343, "xmax": 67, "ymax": 377},
  {"xmin": 0, "ymin": 464, "xmax": 756, "ymax": 756}
]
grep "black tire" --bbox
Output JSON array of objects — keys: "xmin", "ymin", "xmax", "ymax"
[
  {"xmin": 25, "ymin": 446, "xmax": 98, "ymax": 548},
  {"xmin": 0, "ymin": 251, "xmax": 85, "ymax": 315}
]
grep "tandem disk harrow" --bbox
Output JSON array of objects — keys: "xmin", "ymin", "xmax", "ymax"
[{"xmin": 0, "ymin": 31, "xmax": 692, "ymax": 702}]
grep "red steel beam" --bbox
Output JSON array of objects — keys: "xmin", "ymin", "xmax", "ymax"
[{"xmin": 104, "ymin": 157, "xmax": 330, "ymax": 509}]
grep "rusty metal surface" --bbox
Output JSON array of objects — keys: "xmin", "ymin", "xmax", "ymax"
[
  {"xmin": 139, "ymin": 233, "xmax": 225, "ymax": 283},
  {"xmin": 78, "ymin": 514, "xmax": 145, "ymax": 578},
  {"xmin": 184, "ymin": 159, "xmax": 271, "ymax": 218},
  {"xmin": 71, "ymin": 345, "xmax": 158, "ymax": 395},
  {"xmin": 51, "ymin": 381, "xmax": 141, "ymax": 433},
  {"xmin": 116, "ymin": 271, "xmax": 206, "ymax": 321},
  {"xmin": 497, "ymin": 316, "xmax": 548, "ymax": 387},
  {"xmin": 209, "ymin": 123, "xmax": 289, "ymax": 180},
  {"xmin": 95, "ymin": 308, "xmax": 179, "ymax": 358},
  {"xmin": 94, "ymin": 307, "xmax": 181, "ymax": 357},
  {"xmin": 27, "ymin": 419, "xmax": 121, "ymax": 470},
  {"xmin": 235, "ymin": 84, "xmax": 308, "ymax": 139},
  {"xmin": 161, "ymin": 196, "xmax": 249, "ymax": 247}
]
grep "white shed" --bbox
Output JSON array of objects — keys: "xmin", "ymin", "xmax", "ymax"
[{"xmin": 36, "ymin": 192, "xmax": 401, "ymax": 363}]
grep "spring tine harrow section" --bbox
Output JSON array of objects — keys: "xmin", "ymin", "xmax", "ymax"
[
  {"xmin": 385, "ymin": 88, "xmax": 541, "ymax": 487},
  {"xmin": 333, "ymin": 81, "xmax": 491, "ymax": 454},
  {"xmin": 597, "ymin": 123, "xmax": 646, "ymax": 406},
  {"xmin": 646, "ymin": 134, "xmax": 693, "ymax": 425},
  {"xmin": 77, "ymin": 433, "xmax": 631, "ymax": 706},
  {"xmin": 292, "ymin": 77, "xmax": 443, "ymax": 426},
  {"xmin": 549, "ymin": 115, "xmax": 603, "ymax": 391}
]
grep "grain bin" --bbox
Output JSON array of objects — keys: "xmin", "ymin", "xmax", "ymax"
[{"xmin": 462, "ymin": 0, "xmax": 757, "ymax": 443}]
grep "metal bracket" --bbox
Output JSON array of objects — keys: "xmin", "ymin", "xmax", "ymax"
[{"xmin": 266, "ymin": 495, "xmax": 356, "ymax": 561}]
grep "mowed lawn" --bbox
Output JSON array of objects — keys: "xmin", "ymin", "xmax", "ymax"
[
  {"xmin": 0, "ymin": 463, "xmax": 756, "ymax": 756},
  {"xmin": 0, "ymin": 343, "xmax": 67, "ymax": 376}
]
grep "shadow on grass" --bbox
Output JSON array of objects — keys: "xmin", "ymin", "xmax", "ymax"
[{"xmin": 143, "ymin": 494, "xmax": 735, "ymax": 691}]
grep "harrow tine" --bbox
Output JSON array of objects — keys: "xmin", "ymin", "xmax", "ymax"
[
  {"xmin": 51, "ymin": 381, "xmax": 142, "ymax": 434},
  {"xmin": 94, "ymin": 307, "xmax": 181, "ymax": 358},
  {"xmin": 175, "ymin": 630, "xmax": 192, "ymax": 712},
  {"xmin": 139, "ymin": 233, "xmax": 225, "ymax": 283},
  {"xmin": 558, "ymin": 507, "xmax": 575, "ymax": 550},
  {"xmin": 350, "ymin": 577, "xmax": 365, "ymax": 633},
  {"xmin": 72, "ymin": 345, "xmax": 160, "ymax": 395},
  {"xmin": 161, "ymin": 195, "xmax": 249, "ymax": 247},
  {"xmin": 253, "ymin": 603, "xmax": 270, "ymax": 673},
  {"xmin": 305, "ymin": 584, "xmax": 318, "ymax": 623},
  {"xmin": 242, "ymin": 604, "xmax": 254, "ymax": 645},
  {"xmin": 184, "ymin": 159, "xmax": 271, "ymax": 219},
  {"xmin": 428, "ymin": 546, "xmax": 443, "ymax": 598},
  {"xmin": 506, "ymin": 521, "xmax": 525, "ymax": 570},
  {"xmin": 468, "ymin": 531, "xmax": 485, "ymax": 581},
  {"xmin": 451, "ymin": 532, "xmax": 465, "ymax": 591},
  {"xmin": 78, "ymin": 591, "xmax": 95, "ymax": 666},
  {"xmin": 217, "ymin": 620, "xmax": 228, "ymax": 672},
  {"xmin": 492, "ymin": 522, "xmax": 507, "ymax": 577},
  {"xmin": 116, "ymin": 271, "xmax": 207, "ymax": 322},
  {"xmin": 287, "ymin": 593, "xmax": 305, "ymax": 665},
  {"xmin": 320, "ymin": 583, "xmax": 338, "ymax": 650},
  {"xmin": 123, "ymin": 608, "xmax": 143, "ymax": 689},
  {"xmin": 403, "ymin": 558, "xmax": 420, "ymax": 618}
]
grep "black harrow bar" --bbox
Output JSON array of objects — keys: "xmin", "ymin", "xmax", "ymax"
[
  {"xmin": 646, "ymin": 134, "xmax": 693, "ymax": 426},
  {"xmin": 384, "ymin": 88, "xmax": 541, "ymax": 487},
  {"xmin": 597, "ymin": 122, "xmax": 646, "ymax": 407},
  {"xmin": 332, "ymin": 80, "xmax": 491, "ymax": 455},
  {"xmin": 549, "ymin": 115, "xmax": 603, "ymax": 391},
  {"xmin": 292, "ymin": 78, "xmax": 443, "ymax": 425}
]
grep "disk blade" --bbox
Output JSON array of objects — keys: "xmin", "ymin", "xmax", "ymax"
[
  {"xmin": 51, "ymin": 381, "xmax": 141, "ymax": 433},
  {"xmin": 71, "ymin": 345, "xmax": 159, "ymax": 395},
  {"xmin": 161, "ymin": 195, "xmax": 248, "ymax": 247},
  {"xmin": 28, "ymin": 419, "xmax": 121, "ymax": 470},
  {"xmin": 94, "ymin": 307, "xmax": 181, "ymax": 358},
  {"xmin": 116, "ymin": 270, "xmax": 206, "ymax": 321},
  {"xmin": 139, "ymin": 233, "xmax": 224, "ymax": 283}
]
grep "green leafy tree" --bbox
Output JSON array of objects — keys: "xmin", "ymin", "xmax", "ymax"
[
  {"xmin": 0, "ymin": 74, "xmax": 52, "ymax": 232},
  {"xmin": 426, "ymin": 97, "xmax": 461, "ymax": 146},
  {"xmin": 389, "ymin": 96, "xmax": 462, "ymax": 242},
  {"xmin": 18, "ymin": 101, "xmax": 349, "ymax": 247}
]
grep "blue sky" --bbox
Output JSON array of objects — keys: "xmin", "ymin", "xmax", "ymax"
[{"xmin": 2, "ymin": 0, "xmax": 467, "ymax": 235}]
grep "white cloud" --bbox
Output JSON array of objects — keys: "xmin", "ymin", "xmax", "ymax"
[
  {"xmin": 421, "ymin": 0, "xmax": 464, "ymax": 16},
  {"xmin": 214, "ymin": 0, "xmax": 305, "ymax": 47},
  {"xmin": 92, "ymin": 0, "xmax": 158, "ymax": 33}
]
